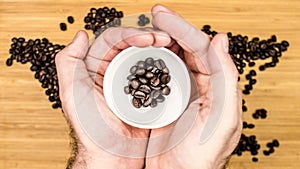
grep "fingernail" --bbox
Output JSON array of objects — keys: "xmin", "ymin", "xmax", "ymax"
[{"xmin": 222, "ymin": 35, "xmax": 229, "ymax": 53}]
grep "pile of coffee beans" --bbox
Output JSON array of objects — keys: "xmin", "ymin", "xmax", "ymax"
[
  {"xmin": 124, "ymin": 58, "xmax": 171, "ymax": 108},
  {"xmin": 83, "ymin": 7, "xmax": 123, "ymax": 37},
  {"xmin": 6, "ymin": 37, "xmax": 65, "ymax": 109},
  {"xmin": 137, "ymin": 14, "xmax": 150, "ymax": 27},
  {"xmin": 202, "ymin": 25, "xmax": 290, "ymax": 162}
]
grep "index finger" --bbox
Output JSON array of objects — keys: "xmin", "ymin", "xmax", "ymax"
[{"xmin": 85, "ymin": 27, "xmax": 171, "ymax": 75}]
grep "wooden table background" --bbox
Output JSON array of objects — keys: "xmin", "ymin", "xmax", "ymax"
[{"xmin": 0, "ymin": 0, "xmax": 299, "ymax": 168}]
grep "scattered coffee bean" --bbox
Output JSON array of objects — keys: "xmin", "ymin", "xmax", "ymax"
[
  {"xmin": 252, "ymin": 157, "xmax": 258, "ymax": 162},
  {"xmin": 272, "ymin": 139, "xmax": 280, "ymax": 147},
  {"xmin": 60, "ymin": 22, "xmax": 67, "ymax": 31},
  {"xmin": 6, "ymin": 58, "xmax": 13, "ymax": 66},
  {"xmin": 67, "ymin": 16, "xmax": 74, "ymax": 24}
]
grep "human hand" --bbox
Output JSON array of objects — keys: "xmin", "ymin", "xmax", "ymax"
[
  {"xmin": 55, "ymin": 28, "xmax": 170, "ymax": 168},
  {"xmin": 145, "ymin": 5, "xmax": 242, "ymax": 169}
]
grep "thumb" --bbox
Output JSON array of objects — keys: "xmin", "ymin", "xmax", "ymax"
[
  {"xmin": 199, "ymin": 33, "xmax": 241, "ymax": 143},
  {"xmin": 55, "ymin": 30, "xmax": 91, "ymax": 105}
]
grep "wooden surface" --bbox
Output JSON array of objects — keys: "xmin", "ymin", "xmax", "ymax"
[{"xmin": 0, "ymin": 0, "xmax": 300, "ymax": 168}]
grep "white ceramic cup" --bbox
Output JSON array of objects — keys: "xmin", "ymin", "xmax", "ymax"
[{"xmin": 103, "ymin": 46, "xmax": 191, "ymax": 129}]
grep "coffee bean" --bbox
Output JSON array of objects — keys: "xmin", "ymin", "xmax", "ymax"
[
  {"xmin": 158, "ymin": 59, "xmax": 166, "ymax": 68},
  {"xmin": 124, "ymin": 86, "xmax": 130, "ymax": 94},
  {"xmin": 151, "ymin": 90, "xmax": 161, "ymax": 99},
  {"xmin": 146, "ymin": 65, "xmax": 154, "ymax": 71},
  {"xmin": 150, "ymin": 85, "xmax": 161, "ymax": 90},
  {"xmin": 138, "ymin": 77, "xmax": 148, "ymax": 84},
  {"xmin": 150, "ymin": 77, "xmax": 160, "ymax": 86},
  {"xmin": 154, "ymin": 68, "xmax": 162, "ymax": 75},
  {"xmin": 134, "ymin": 91, "xmax": 146, "ymax": 99},
  {"xmin": 250, "ymin": 70, "xmax": 256, "ymax": 76},
  {"xmin": 52, "ymin": 103, "xmax": 60, "ymax": 109},
  {"xmin": 60, "ymin": 23, "xmax": 67, "ymax": 31},
  {"xmin": 143, "ymin": 97, "xmax": 152, "ymax": 107},
  {"xmin": 162, "ymin": 86, "xmax": 170, "ymax": 95},
  {"xmin": 67, "ymin": 16, "xmax": 74, "ymax": 24},
  {"xmin": 145, "ymin": 57, "xmax": 154, "ymax": 65},
  {"xmin": 136, "ymin": 68, "xmax": 146, "ymax": 76},
  {"xmin": 154, "ymin": 60, "xmax": 163, "ymax": 70},
  {"xmin": 162, "ymin": 67, "xmax": 169, "ymax": 74},
  {"xmin": 252, "ymin": 113, "xmax": 259, "ymax": 119},
  {"xmin": 281, "ymin": 40, "xmax": 289, "ymax": 47},
  {"xmin": 268, "ymin": 147, "xmax": 275, "ymax": 154},
  {"xmin": 138, "ymin": 20, "xmax": 146, "ymax": 27},
  {"xmin": 137, "ymin": 61, "xmax": 146, "ymax": 68},
  {"xmin": 127, "ymin": 75, "xmax": 136, "ymax": 81},
  {"xmin": 267, "ymin": 142, "xmax": 273, "ymax": 148},
  {"xmin": 132, "ymin": 97, "xmax": 142, "ymax": 108},
  {"xmin": 130, "ymin": 66, "xmax": 138, "ymax": 74},
  {"xmin": 263, "ymin": 150, "xmax": 270, "ymax": 156},
  {"xmin": 130, "ymin": 79, "xmax": 140, "ymax": 89},
  {"xmin": 131, "ymin": 89, "xmax": 136, "ymax": 96},
  {"xmin": 150, "ymin": 99, "xmax": 157, "ymax": 108},
  {"xmin": 160, "ymin": 74, "xmax": 170, "ymax": 84},
  {"xmin": 145, "ymin": 72, "xmax": 154, "ymax": 79},
  {"xmin": 156, "ymin": 94, "xmax": 165, "ymax": 103},
  {"xmin": 272, "ymin": 139, "xmax": 279, "ymax": 147},
  {"xmin": 252, "ymin": 157, "xmax": 258, "ymax": 162},
  {"xmin": 139, "ymin": 85, "xmax": 151, "ymax": 94},
  {"xmin": 6, "ymin": 58, "xmax": 13, "ymax": 66},
  {"xmin": 49, "ymin": 96, "xmax": 55, "ymax": 102}
]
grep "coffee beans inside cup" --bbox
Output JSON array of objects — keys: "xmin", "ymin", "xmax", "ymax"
[{"xmin": 124, "ymin": 57, "xmax": 171, "ymax": 108}]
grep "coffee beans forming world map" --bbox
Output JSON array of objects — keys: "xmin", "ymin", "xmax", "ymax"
[
  {"xmin": 5, "ymin": 6, "xmax": 290, "ymax": 163},
  {"xmin": 124, "ymin": 58, "xmax": 171, "ymax": 108}
]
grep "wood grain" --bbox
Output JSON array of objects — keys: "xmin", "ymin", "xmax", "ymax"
[{"xmin": 0, "ymin": 0, "xmax": 299, "ymax": 168}]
